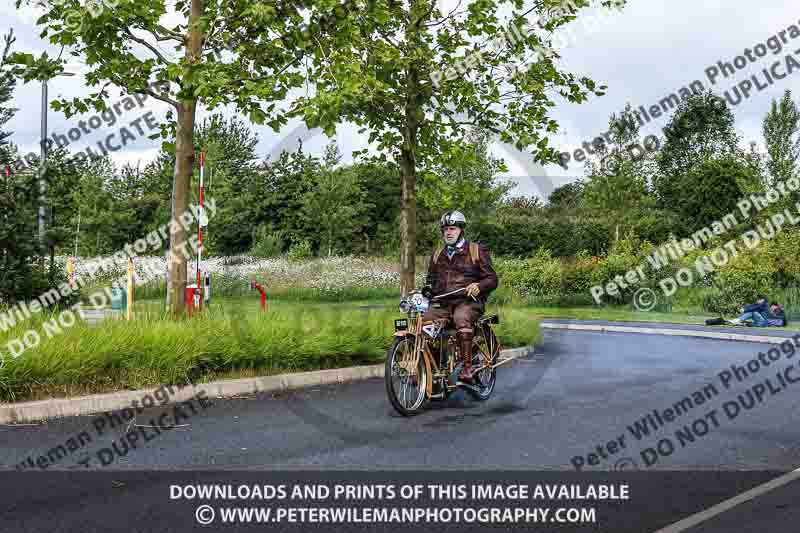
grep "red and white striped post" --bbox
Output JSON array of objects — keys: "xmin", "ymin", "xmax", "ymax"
[{"xmin": 197, "ymin": 151, "xmax": 205, "ymax": 298}]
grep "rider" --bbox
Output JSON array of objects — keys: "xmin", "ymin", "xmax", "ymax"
[{"xmin": 423, "ymin": 210, "xmax": 498, "ymax": 382}]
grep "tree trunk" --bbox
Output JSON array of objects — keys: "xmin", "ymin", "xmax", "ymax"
[
  {"xmin": 399, "ymin": 58, "xmax": 421, "ymax": 297},
  {"xmin": 398, "ymin": 146, "xmax": 417, "ymax": 297},
  {"xmin": 167, "ymin": 103, "xmax": 196, "ymax": 315},
  {"xmin": 166, "ymin": 0, "xmax": 202, "ymax": 315}
]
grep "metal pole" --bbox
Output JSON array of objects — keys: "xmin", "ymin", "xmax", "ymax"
[
  {"xmin": 197, "ymin": 151, "xmax": 203, "ymax": 291},
  {"xmin": 74, "ymin": 207, "xmax": 80, "ymax": 257},
  {"xmin": 39, "ymin": 79, "xmax": 48, "ymax": 254}
]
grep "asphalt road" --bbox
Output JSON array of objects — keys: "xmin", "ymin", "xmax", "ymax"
[{"xmin": 1, "ymin": 330, "xmax": 799, "ymax": 532}]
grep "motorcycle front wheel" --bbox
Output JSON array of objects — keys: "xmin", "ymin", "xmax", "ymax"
[
  {"xmin": 468, "ymin": 326, "xmax": 499, "ymax": 401},
  {"xmin": 385, "ymin": 335, "xmax": 429, "ymax": 416}
]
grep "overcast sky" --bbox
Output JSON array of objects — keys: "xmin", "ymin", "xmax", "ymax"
[{"xmin": 2, "ymin": 0, "xmax": 799, "ymax": 200}]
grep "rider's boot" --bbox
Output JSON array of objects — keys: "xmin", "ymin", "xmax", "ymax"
[{"xmin": 457, "ymin": 331, "xmax": 475, "ymax": 382}]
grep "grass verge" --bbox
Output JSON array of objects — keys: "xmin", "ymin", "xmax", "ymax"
[{"xmin": 0, "ymin": 301, "xmax": 540, "ymax": 403}]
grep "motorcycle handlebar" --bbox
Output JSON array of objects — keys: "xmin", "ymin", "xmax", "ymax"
[{"xmin": 428, "ymin": 286, "xmax": 477, "ymax": 302}]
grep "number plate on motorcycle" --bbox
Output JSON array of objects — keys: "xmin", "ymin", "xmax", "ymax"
[{"xmin": 394, "ymin": 319, "xmax": 408, "ymax": 331}]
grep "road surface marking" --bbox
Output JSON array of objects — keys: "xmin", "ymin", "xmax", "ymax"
[{"xmin": 652, "ymin": 468, "xmax": 800, "ymax": 533}]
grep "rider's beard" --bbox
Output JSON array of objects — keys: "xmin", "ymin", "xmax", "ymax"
[{"xmin": 444, "ymin": 230, "xmax": 461, "ymax": 246}]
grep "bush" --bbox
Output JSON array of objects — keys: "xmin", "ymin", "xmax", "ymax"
[
  {"xmin": 288, "ymin": 240, "xmax": 314, "ymax": 261},
  {"xmin": 765, "ymin": 229, "xmax": 800, "ymax": 286},
  {"xmin": 495, "ymin": 249, "xmax": 563, "ymax": 299},
  {"xmin": 589, "ymin": 237, "xmax": 646, "ymax": 304},
  {"xmin": 710, "ymin": 248, "xmax": 775, "ymax": 314},
  {"xmin": 472, "ymin": 217, "xmax": 610, "ymax": 258},
  {"xmin": 249, "ymin": 226, "xmax": 283, "ymax": 258},
  {"xmin": 561, "ymin": 251, "xmax": 598, "ymax": 295},
  {"xmin": 31, "ymin": 260, "xmax": 81, "ymax": 310}
]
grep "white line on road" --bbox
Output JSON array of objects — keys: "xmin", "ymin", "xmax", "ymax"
[
  {"xmin": 652, "ymin": 468, "xmax": 800, "ymax": 533},
  {"xmin": 541, "ymin": 323, "xmax": 793, "ymax": 345}
]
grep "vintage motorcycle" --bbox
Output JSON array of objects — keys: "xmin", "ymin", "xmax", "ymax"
[{"xmin": 385, "ymin": 286, "xmax": 505, "ymax": 416}]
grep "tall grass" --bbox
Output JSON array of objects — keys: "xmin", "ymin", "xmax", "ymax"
[{"xmin": 0, "ymin": 301, "xmax": 539, "ymax": 403}]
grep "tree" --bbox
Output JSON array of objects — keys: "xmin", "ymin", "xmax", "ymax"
[
  {"xmin": 654, "ymin": 90, "xmax": 740, "ymax": 208},
  {"xmin": 258, "ymin": 147, "xmax": 320, "ymax": 250},
  {"xmin": 0, "ymin": 29, "xmax": 40, "ymax": 305},
  {"xmin": 418, "ymin": 128, "xmax": 511, "ymax": 218},
  {"xmin": 351, "ymin": 161, "xmax": 401, "ymax": 255},
  {"xmin": 12, "ymin": 0, "xmax": 308, "ymax": 314},
  {"xmin": 74, "ymin": 156, "xmax": 117, "ymax": 255},
  {"xmin": 0, "ymin": 30, "xmax": 14, "ymax": 152},
  {"xmin": 302, "ymin": 143, "xmax": 368, "ymax": 257},
  {"xmin": 417, "ymin": 128, "xmax": 512, "ymax": 249},
  {"xmin": 763, "ymin": 89, "xmax": 800, "ymax": 186},
  {"xmin": 672, "ymin": 156, "xmax": 749, "ymax": 232},
  {"xmin": 546, "ymin": 181, "xmax": 584, "ymax": 212},
  {"xmin": 35, "ymin": 147, "xmax": 82, "ymax": 265},
  {"xmin": 294, "ymin": 0, "xmax": 627, "ymax": 294},
  {"xmin": 190, "ymin": 114, "xmax": 261, "ymax": 255},
  {"xmin": 583, "ymin": 104, "xmax": 656, "ymax": 240}
]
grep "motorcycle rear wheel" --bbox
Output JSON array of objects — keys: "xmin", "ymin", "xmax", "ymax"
[{"xmin": 385, "ymin": 335, "xmax": 429, "ymax": 416}]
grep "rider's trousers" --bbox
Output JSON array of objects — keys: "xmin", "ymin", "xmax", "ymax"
[{"xmin": 423, "ymin": 299, "xmax": 484, "ymax": 332}]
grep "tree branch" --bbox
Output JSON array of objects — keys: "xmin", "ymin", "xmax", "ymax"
[
  {"xmin": 425, "ymin": 0, "xmax": 465, "ymax": 28},
  {"xmin": 125, "ymin": 28, "xmax": 173, "ymax": 65},
  {"xmin": 106, "ymin": 70, "xmax": 178, "ymax": 107},
  {"xmin": 0, "ymin": 28, "xmax": 16, "ymax": 70},
  {"xmin": 135, "ymin": 86, "xmax": 178, "ymax": 107},
  {"xmin": 375, "ymin": 28, "xmax": 403, "ymax": 51},
  {"xmin": 228, "ymin": 52, "xmax": 303, "ymax": 86},
  {"xmin": 154, "ymin": 24, "xmax": 186, "ymax": 42},
  {"xmin": 312, "ymin": 34, "xmax": 339, "ymax": 89}
]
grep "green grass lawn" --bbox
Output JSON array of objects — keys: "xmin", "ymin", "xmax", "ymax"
[
  {"xmin": 526, "ymin": 306, "xmax": 712, "ymax": 325},
  {"xmin": 524, "ymin": 304, "xmax": 800, "ymax": 332}
]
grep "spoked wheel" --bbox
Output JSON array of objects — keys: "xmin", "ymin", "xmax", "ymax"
[
  {"xmin": 467, "ymin": 325, "xmax": 499, "ymax": 401},
  {"xmin": 385, "ymin": 335, "xmax": 429, "ymax": 416}
]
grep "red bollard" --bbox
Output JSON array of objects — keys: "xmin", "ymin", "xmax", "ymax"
[{"xmin": 251, "ymin": 280, "xmax": 267, "ymax": 311}]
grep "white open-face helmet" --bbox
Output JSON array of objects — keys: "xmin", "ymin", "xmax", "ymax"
[{"xmin": 440, "ymin": 210, "xmax": 466, "ymax": 229}]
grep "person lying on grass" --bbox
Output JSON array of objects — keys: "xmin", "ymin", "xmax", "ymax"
[{"xmin": 727, "ymin": 298, "xmax": 787, "ymax": 327}]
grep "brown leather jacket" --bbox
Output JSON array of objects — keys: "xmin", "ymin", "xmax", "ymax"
[{"xmin": 424, "ymin": 240, "xmax": 498, "ymax": 303}]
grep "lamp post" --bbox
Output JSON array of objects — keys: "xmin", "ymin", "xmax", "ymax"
[{"xmin": 38, "ymin": 72, "xmax": 75, "ymax": 256}]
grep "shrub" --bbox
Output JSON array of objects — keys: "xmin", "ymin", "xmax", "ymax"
[
  {"xmin": 589, "ymin": 237, "xmax": 645, "ymax": 304},
  {"xmin": 31, "ymin": 260, "xmax": 81, "ymax": 310},
  {"xmin": 288, "ymin": 240, "xmax": 314, "ymax": 261},
  {"xmin": 249, "ymin": 226, "xmax": 283, "ymax": 258},
  {"xmin": 709, "ymin": 247, "xmax": 775, "ymax": 314},
  {"xmin": 561, "ymin": 251, "xmax": 598, "ymax": 295},
  {"xmin": 495, "ymin": 249, "xmax": 562, "ymax": 299},
  {"xmin": 765, "ymin": 229, "xmax": 800, "ymax": 286}
]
